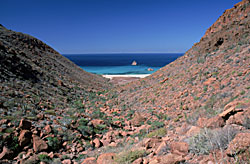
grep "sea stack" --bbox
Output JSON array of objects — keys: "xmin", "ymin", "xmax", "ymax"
[
  {"xmin": 131, "ymin": 60, "xmax": 137, "ymax": 65},
  {"xmin": 147, "ymin": 68, "xmax": 154, "ymax": 71}
]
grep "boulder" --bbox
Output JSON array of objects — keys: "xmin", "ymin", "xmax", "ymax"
[
  {"xmin": 170, "ymin": 142, "xmax": 189, "ymax": 156},
  {"xmin": 18, "ymin": 130, "xmax": 32, "ymax": 147},
  {"xmin": 97, "ymin": 153, "xmax": 116, "ymax": 164},
  {"xmin": 132, "ymin": 157, "xmax": 143, "ymax": 164},
  {"xmin": 144, "ymin": 138, "xmax": 161, "ymax": 150},
  {"xmin": 186, "ymin": 126, "xmax": 201, "ymax": 137},
  {"xmin": 93, "ymin": 138, "xmax": 102, "ymax": 148},
  {"xmin": 226, "ymin": 133, "xmax": 250, "ymax": 156},
  {"xmin": 32, "ymin": 135, "xmax": 48, "ymax": 152},
  {"xmin": 44, "ymin": 125, "xmax": 52, "ymax": 134},
  {"xmin": 0, "ymin": 146, "xmax": 13, "ymax": 160},
  {"xmin": 155, "ymin": 141, "xmax": 168, "ymax": 155},
  {"xmin": 149, "ymin": 153, "xmax": 184, "ymax": 164},
  {"xmin": 81, "ymin": 157, "xmax": 97, "ymax": 164},
  {"xmin": 91, "ymin": 119, "xmax": 104, "ymax": 128},
  {"xmin": 62, "ymin": 159, "xmax": 72, "ymax": 164},
  {"xmin": 197, "ymin": 116, "xmax": 225, "ymax": 129},
  {"xmin": 131, "ymin": 113, "xmax": 146, "ymax": 127}
]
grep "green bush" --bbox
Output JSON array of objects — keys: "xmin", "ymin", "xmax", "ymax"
[
  {"xmin": 38, "ymin": 154, "xmax": 51, "ymax": 163},
  {"xmin": 149, "ymin": 121, "xmax": 164, "ymax": 131},
  {"xmin": 46, "ymin": 137, "xmax": 60, "ymax": 151},
  {"xmin": 145, "ymin": 128, "xmax": 167, "ymax": 138},
  {"xmin": 115, "ymin": 150, "xmax": 147, "ymax": 164}
]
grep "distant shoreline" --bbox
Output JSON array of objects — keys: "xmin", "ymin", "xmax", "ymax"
[{"xmin": 102, "ymin": 74, "xmax": 150, "ymax": 79}]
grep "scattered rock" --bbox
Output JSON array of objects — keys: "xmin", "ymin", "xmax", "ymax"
[
  {"xmin": 97, "ymin": 153, "xmax": 116, "ymax": 164},
  {"xmin": 155, "ymin": 141, "xmax": 168, "ymax": 155},
  {"xmin": 226, "ymin": 133, "xmax": 250, "ymax": 156},
  {"xmin": 32, "ymin": 135, "xmax": 48, "ymax": 152},
  {"xmin": 132, "ymin": 157, "xmax": 143, "ymax": 164},
  {"xmin": 170, "ymin": 142, "xmax": 189, "ymax": 156},
  {"xmin": 81, "ymin": 157, "xmax": 97, "ymax": 164},
  {"xmin": 44, "ymin": 125, "xmax": 52, "ymax": 134},
  {"xmin": 0, "ymin": 146, "xmax": 13, "ymax": 160},
  {"xmin": 18, "ymin": 130, "xmax": 32, "ymax": 147},
  {"xmin": 131, "ymin": 113, "xmax": 146, "ymax": 127},
  {"xmin": 186, "ymin": 126, "xmax": 201, "ymax": 137},
  {"xmin": 62, "ymin": 159, "xmax": 72, "ymax": 164},
  {"xmin": 93, "ymin": 138, "xmax": 102, "ymax": 148}
]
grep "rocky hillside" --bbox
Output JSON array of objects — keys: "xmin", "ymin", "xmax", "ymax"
[
  {"xmin": 107, "ymin": 0, "xmax": 249, "ymax": 163},
  {"xmin": 0, "ymin": 24, "xmax": 110, "ymax": 114},
  {"xmin": 0, "ymin": 25, "xmax": 115, "ymax": 163}
]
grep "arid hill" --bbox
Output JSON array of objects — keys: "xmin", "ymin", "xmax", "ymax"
[
  {"xmin": 0, "ymin": 24, "xmax": 110, "ymax": 113},
  {"xmin": 0, "ymin": 0, "xmax": 250, "ymax": 163},
  {"xmin": 107, "ymin": 0, "xmax": 249, "ymax": 163},
  {"xmin": 0, "ymin": 24, "xmax": 113, "ymax": 163}
]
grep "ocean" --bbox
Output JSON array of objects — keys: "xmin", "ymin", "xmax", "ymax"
[{"xmin": 63, "ymin": 53, "xmax": 183, "ymax": 75}]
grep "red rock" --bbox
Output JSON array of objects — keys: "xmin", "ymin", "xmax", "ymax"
[
  {"xmin": 170, "ymin": 142, "xmax": 189, "ymax": 156},
  {"xmin": 186, "ymin": 126, "xmax": 201, "ymax": 136},
  {"xmin": 48, "ymin": 152, "xmax": 54, "ymax": 158},
  {"xmin": 132, "ymin": 157, "xmax": 143, "ymax": 164},
  {"xmin": 196, "ymin": 117, "xmax": 207, "ymax": 127},
  {"xmin": 18, "ymin": 130, "xmax": 32, "ymax": 147},
  {"xmin": 155, "ymin": 141, "xmax": 168, "ymax": 155},
  {"xmin": 226, "ymin": 133, "xmax": 250, "ymax": 155},
  {"xmin": 149, "ymin": 153, "xmax": 184, "ymax": 164},
  {"xmin": 32, "ymin": 135, "xmax": 48, "ymax": 152},
  {"xmin": 203, "ymin": 77, "xmax": 216, "ymax": 85},
  {"xmin": 197, "ymin": 116, "xmax": 225, "ymax": 129},
  {"xmin": 0, "ymin": 119, "xmax": 8, "ymax": 125},
  {"xmin": 0, "ymin": 146, "xmax": 12, "ymax": 160},
  {"xmin": 97, "ymin": 153, "xmax": 116, "ymax": 164},
  {"xmin": 19, "ymin": 119, "xmax": 32, "ymax": 130},
  {"xmin": 131, "ymin": 113, "xmax": 146, "ymax": 127},
  {"xmin": 219, "ymin": 105, "xmax": 244, "ymax": 119},
  {"xmin": 93, "ymin": 138, "xmax": 102, "ymax": 148},
  {"xmin": 91, "ymin": 119, "xmax": 104, "ymax": 128},
  {"xmin": 44, "ymin": 125, "xmax": 52, "ymax": 134},
  {"xmin": 62, "ymin": 159, "xmax": 72, "ymax": 164},
  {"xmin": 81, "ymin": 157, "xmax": 97, "ymax": 164},
  {"xmin": 144, "ymin": 138, "xmax": 161, "ymax": 150},
  {"xmin": 205, "ymin": 116, "xmax": 225, "ymax": 128},
  {"xmin": 109, "ymin": 142, "xmax": 118, "ymax": 147}
]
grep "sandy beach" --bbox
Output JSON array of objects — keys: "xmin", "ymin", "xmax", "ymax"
[
  {"xmin": 102, "ymin": 74, "xmax": 150, "ymax": 85},
  {"xmin": 102, "ymin": 74, "xmax": 150, "ymax": 79}
]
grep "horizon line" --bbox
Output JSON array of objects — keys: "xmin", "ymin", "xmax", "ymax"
[{"xmin": 62, "ymin": 52, "xmax": 185, "ymax": 55}]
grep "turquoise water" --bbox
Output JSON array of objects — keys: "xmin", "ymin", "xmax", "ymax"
[
  {"xmin": 64, "ymin": 53, "xmax": 183, "ymax": 75},
  {"xmin": 80, "ymin": 65, "xmax": 161, "ymax": 75}
]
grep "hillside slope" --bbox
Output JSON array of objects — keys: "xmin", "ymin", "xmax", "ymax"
[
  {"xmin": 117, "ymin": 0, "xmax": 250, "ymax": 117},
  {"xmin": 0, "ymin": 24, "xmax": 110, "ymax": 113},
  {"xmin": 0, "ymin": 25, "xmax": 114, "ymax": 163},
  {"xmin": 105, "ymin": 0, "xmax": 250, "ymax": 163}
]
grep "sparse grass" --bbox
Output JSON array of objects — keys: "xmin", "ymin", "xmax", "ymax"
[
  {"xmin": 188, "ymin": 126, "xmax": 237, "ymax": 155},
  {"xmin": 242, "ymin": 117, "xmax": 250, "ymax": 129},
  {"xmin": 115, "ymin": 150, "xmax": 147, "ymax": 164},
  {"xmin": 38, "ymin": 154, "xmax": 51, "ymax": 163},
  {"xmin": 145, "ymin": 128, "xmax": 167, "ymax": 138}
]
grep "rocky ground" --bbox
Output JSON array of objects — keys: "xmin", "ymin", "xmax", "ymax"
[{"xmin": 0, "ymin": 0, "xmax": 250, "ymax": 164}]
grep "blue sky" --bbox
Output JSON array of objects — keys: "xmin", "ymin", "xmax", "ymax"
[{"xmin": 1, "ymin": 0, "xmax": 241, "ymax": 54}]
